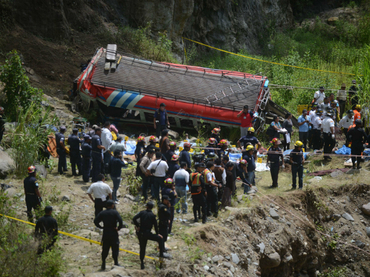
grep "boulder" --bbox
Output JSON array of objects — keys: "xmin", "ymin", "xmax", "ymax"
[
  {"xmin": 61, "ymin": 195, "xmax": 70, "ymax": 202},
  {"xmin": 231, "ymin": 253, "xmax": 240, "ymax": 264},
  {"xmin": 0, "ymin": 150, "xmax": 15, "ymax": 178},
  {"xmin": 361, "ymin": 202, "xmax": 370, "ymax": 216},
  {"xmin": 4, "ymin": 188, "xmax": 17, "ymax": 198},
  {"xmin": 260, "ymin": 252, "xmax": 281, "ymax": 268},
  {"xmin": 269, "ymin": 208, "xmax": 279, "ymax": 219},
  {"xmin": 330, "ymin": 170, "xmax": 343, "ymax": 178},
  {"xmin": 342, "ymin": 213, "xmax": 354, "ymax": 221},
  {"xmin": 35, "ymin": 164, "xmax": 47, "ymax": 179}
]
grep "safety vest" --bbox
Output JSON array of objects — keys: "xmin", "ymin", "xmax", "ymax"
[
  {"xmin": 203, "ymin": 168, "xmax": 214, "ymax": 184},
  {"xmin": 191, "ymin": 172, "xmax": 202, "ymax": 195}
]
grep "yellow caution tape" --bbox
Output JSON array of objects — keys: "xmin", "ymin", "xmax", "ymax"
[
  {"xmin": 183, "ymin": 37, "xmax": 357, "ymax": 76},
  {"xmin": 0, "ymin": 213, "xmax": 156, "ymax": 261}
]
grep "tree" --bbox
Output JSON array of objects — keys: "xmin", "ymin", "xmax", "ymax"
[{"xmin": 0, "ymin": 50, "xmax": 43, "ymax": 121}]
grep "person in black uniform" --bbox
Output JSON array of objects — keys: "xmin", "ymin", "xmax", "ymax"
[
  {"xmin": 68, "ymin": 128, "xmax": 82, "ymax": 176},
  {"xmin": 165, "ymin": 141, "xmax": 176, "ymax": 162},
  {"xmin": 81, "ymin": 135, "xmax": 92, "ymax": 182},
  {"xmin": 266, "ymin": 138, "xmax": 284, "ymax": 188},
  {"xmin": 56, "ymin": 126, "xmax": 67, "ymax": 174},
  {"xmin": 347, "ymin": 119, "xmax": 367, "ymax": 169},
  {"xmin": 203, "ymin": 161, "xmax": 221, "ymax": 218},
  {"xmin": 94, "ymin": 200, "xmax": 124, "ymax": 270},
  {"xmin": 161, "ymin": 178, "xmax": 177, "ymax": 234},
  {"xmin": 190, "ymin": 163, "xmax": 207, "ymax": 223},
  {"xmin": 92, "ymin": 127, "xmax": 105, "ymax": 182},
  {"xmin": 290, "ymin": 141, "xmax": 305, "ymax": 190},
  {"xmin": 24, "ymin": 166, "xmax": 42, "ymax": 222},
  {"xmin": 158, "ymin": 195, "xmax": 171, "ymax": 253},
  {"xmin": 133, "ymin": 202, "xmax": 164, "ymax": 270},
  {"xmin": 35, "ymin": 206, "xmax": 58, "ymax": 254}
]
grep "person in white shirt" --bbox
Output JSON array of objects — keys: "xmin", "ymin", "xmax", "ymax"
[
  {"xmin": 338, "ymin": 110, "xmax": 354, "ymax": 146},
  {"xmin": 108, "ymin": 136, "xmax": 126, "ymax": 156},
  {"xmin": 312, "ymin": 108, "xmax": 323, "ymax": 150},
  {"xmin": 308, "ymin": 103, "xmax": 318, "ymax": 149},
  {"xmin": 321, "ymin": 109, "xmax": 335, "ymax": 160},
  {"xmin": 173, "ymin": 162, "xmax": 190, "ymax": 214},
  {"xmin": 87, "ymin": 174, "xmax": 112, "ymax": 217},
  {"xmin": 146, "ymin": 152, "xmax": 169, "ymax": 202},
  {"xmin": 314, "ymin": 86, "xmax": 325, "ymax": 105},
  {"xmin": 101, "ymin": 121, "xmax": 113, "ymax": 173}
]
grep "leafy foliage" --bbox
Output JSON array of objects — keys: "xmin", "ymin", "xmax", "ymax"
[{"xmin": 0, "ymin": 50, "xmax": 43, "ymax": 121}]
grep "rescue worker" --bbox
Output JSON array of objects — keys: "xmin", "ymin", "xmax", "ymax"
[
  {"xmin": 222, "ymin": 156, "xmax": 237, "ymax": 195},
  {"xmin": 68, "ymin": 128, "xmax": 82, "ymax": 176},
  {"xmin": 220, "ymin": 162, "xmax": 235, "ymax": 209},
  {"xmin": 347, "ymin": 119, "xmax": 367, "ymax": 169},
  {"xmin": 217, "ymin": 139, "xmax": 229, "ymax": 160},
  {"xmin": 237, "ymin": 127, "xmax": 261, "ymax": 152},
  {"xmin": 140, "ymin": 148, "xmax": 155, "ymax": 201},
  {"xmin": 146, "ymin": 135, "xmax": 158, "ymax": 153},
  {"xmin": 161, "ymin": 178, "xmax": 177, "ymax": 234},
  {"xmin": 266, "ymin": 138, "xmax": 284, "ymax": 188},
  {"xmin": 92, "ymin": 128, "xmax": 105, "ymax": 182},
  {"xmin": 87, "ymin": 174, "xmax": 112, "ymax": 217},
  {"xmin": 312, "ymin": 108, "xmax": 323, "ymax": 150},
  {"xmin": 210, "ymin": 127, "xmax": 221, "ymax": 144},
  {"xmin": 167, "ymin": 154, "xmax": 180, "ymax": 178},
  {"xmin": 339, "ymin": 110, "xmax": 354, "ymax": 146},
  {"xmin": 35, "ymin": 206, "xmax": 58, "ymax": 254},
  {"xmin": 158, "ymin": 195, "xmax": 171, "ymax": 253},
  {"xmin": 190, "ymin": 163, "xmax": 207, "ymax": 223},
  {"xmin": 135, "ymin": 136, "xmax": 146, "ymax": 177},
  {"xmin": 213, "ymin": 159, "xmax": 226, "ymax": 201},
  {"xmin": 56, "ymin": 126, "xmax": 67, "ymax": 174},
  {"xmin": 81, "ymin": 135, "xmax": 92, "ymax": 182},
  {"xmin": 204, "ymin": 138, "xmax": 217, "ymax": 156},
  {"xmin": 24, "ymin": 166, "xmax": 42, "ymax": 222},
  {"xmin": 179, "ymin": 142, "xmax": 192, "ymax": 171},
  {"xmin": 354, "ymin": 104, "xmax": 361, "ymax": 122},
  {"xmin": 244, "ymin": 145, "xmax": 256, "ymax": 186},
  {"xmin": 154, "ymin": 103, "xmax": 170, "ymax": 138},
  {"xmin": 236, "ymin": 159, "xmax": 252, "ymax": 193},
  {"xmin": 0, "ymin": 107, "xmax": 5, "ymax": 143},
  {"xmin": 94, "ymin": 200, "xmax": 124, "ymax": 270},
  {"xmin": 290, "ymin": 141, "xmax": 305, "ymax": 190},
  {"xmin": 321, "ymin": 108, "xmax": 335, "ymax": 160},
  {"xmin": 204, "ymin": 161, "xmax": 221, "ymax": 218},
  {"xmin": 109, "ymin": 150, "xmax": 127, "ymax": 203},
  {"xmin": 165, "ymin": 141, "xmax": 177, "ymax": 162},
  {"xmin": 133, "ymin": 202, "xmax": 164, "ymax": 270}
]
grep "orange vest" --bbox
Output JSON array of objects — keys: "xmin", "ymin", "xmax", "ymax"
[
  {"xmin": 203, "ymin": 169, "xmax": 214, "ymax": 184},
  {"xmin": 191, "ymin": 172, "xmax": 202, "ymax": 195},
  {"xmin": 354, "ymin": 110, "xmax": 361, "ymax": 122}
]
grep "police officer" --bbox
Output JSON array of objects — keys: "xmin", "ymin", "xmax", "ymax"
[
  {"xmin": 94, "ymin": 200, "xmax": 124, "ymax": 270},
  {"xmin": 158, "ymin": 195, "xmax": 171, "ymax": 253},
  {"xmin": 24, "ymin": 166, "xmax": 42, "ymax": 222},
  {"xmin": 191, "ymin": 163, "xmax": 207, "ymax": 223},
  {"xmin": 266, "ymin": 138, "xmax": 284, "ymax": 188},
  {"xmin": 133, "ymin": 202, "xmax": 164, "ymax": 270},
  {"xmin": 81, "ymin": 135, "xmax": 92, "ymax": 182},
  {"xmin": 162, "ymin": 178, "xmax": 177, "ymax": 234},
  {"xmin": 321, "ymin": 108, "xmax": 335, "ymax": 160},
  {"xmin": 56, "ymin": 126, "xmax": 67, "ymax": 174},
  {"xmin": 68, "ymin": 128, "xmax": 82, "ymax": 176},
  {"xmin": 92, "ymin": 127, "xmax": 106, "ymax": 182},
  {"xmin": 244, "ymin": 145, "xmax": 256, "ymax": 186},
  {"xmin": 312, "ymin": 108, "xmax": 323, "ymax": 150},
  {"xmin": 204, "ymin": 161, "xmax": 221, "ymax": 218},
  {"xmin": 35, "ymin": 206, "xmax": 58, "ymax": 254},
  {"xmin": 347, "ymin": 119, "xmax": 367, "ymax": 169},
  {"xmin": 290, "ymin": 141, "xmax": 305, "ymax": 190}
]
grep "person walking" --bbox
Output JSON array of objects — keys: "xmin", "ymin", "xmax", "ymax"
[
  {"xmin": 94, "ymin": 200, "xmax": 124, "ymax": 270},
  {"xmin": 101, "ymin": 122, "xmax": 113, "ymax": 174},
  {"xmin": 81, "ymin": 135, "xmax": 92, "ymax": 182},
  {"xmin": 290, "ymin": 141, "xmax": 305, "ymax": 190},
  {"xmin": 161, "ymin": 178, "xmax": 177, "ymax": 234},
  {"xmin": 321, "ymin": 109, "xmax": 335, "ymax": 160},
  {"xmin": 56, "ymin": 126, "xmax": 67, "ymax": 174},
  {"xmin": 92, "ymin": 128, "xmax": 105, "ymax": 182},
  {"xmin": 339, "ymin": 110, "xmax": 354, "ymax": 146},
  {"xmin": 312, "ymin": 108, "xmax": 323, "ymax": 150},
  {"xmin": 266, "ymin": 138, "xmax": 284, "ymax": 188},
  {"xmin": 133, "ymin": 202, "xmax": 164, "ymax": 270},
  {"xmin": 173, "ymin": 162, "xmax": 189, "ymax": 214},
  {"xmin": 337, "ymin": 83, "xmax": 347, "ymax": 118},
  {"xmin": 158, "ymin": 195, "xmax": 171, "ymax": 253},
  {"xmin": 282, "ymin": 113, "xmax": 293, "ymax": 151},
  {"xmin": 24, "ymin": 166, "xmax": 42, "ymax": 222},
  {"xmin": 347, "ymin": 119, "xmax": 367, "ymax": 169},
  {"xmin": 297, "ymin": 109, "xmax": 310, "ymax": 150},
  {"xmin": 154, "ymin": 103, "xmax": 170, "ymax": 138},
  {"xmin": 146, "ymin": 152, "xmax": 169, "ymax": 202},
  {"xmin": 35, "ymin": 206, "xmax": 58, "ymax": 254},
  {"xmin": 109, "ymin": 150, "xmax": 127, "ymax": 203},
  {"xmin": 220, "ymin": 162, "xmax": 235, "ymax": 209},
  {"xmin": 68, "ymin": 128, "xmax": 82, "ymax": 176},
  {"xmin": 87, "ymin": 174, "xmax": 112, "ymax": 217},
  {"xmin": 204, "ymin": 161, "xmax": 221, "ymax": 218},
  {"xmin": 139, "ymin": 149, "xmax": 155, "ymax": 201},
  {"xmin": 237, "ymin": 105, "xmax": 254, "ymax": 137},
  {"xmin": 190, "ymin": 163, "xmax": 207, "ymax": 223}
]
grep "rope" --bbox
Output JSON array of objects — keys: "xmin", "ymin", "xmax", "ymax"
[
  {"xmin": 0, "ymin": 213, "xmax": 157, "ymax": 261},
  {"xmin": 183, "ymin": 37, "xmax": 357, "ymax": 76}
]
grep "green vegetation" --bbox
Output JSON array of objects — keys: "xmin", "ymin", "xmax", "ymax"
[
  {"xmin": 190, "ymin": 5, "xmax": 370, "ymax": 115},
  {"xmin": 318, "ymin": 266, "xmax": 348, "ymax": 277}
]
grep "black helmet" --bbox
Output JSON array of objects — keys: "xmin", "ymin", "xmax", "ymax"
[
  {"xmin": 355, "ymin": 119, "xmax": 362, "ymax": 125},
  {"xmin": 207, "ymin": 152, "xmax": 216, "ymax": 158},
  {"xmin": 326, "ymin": 108, "xmax": 333, "ymax": 117},
  {"xmin": 347, "ymin": 110, "xmax": 354, "ymax": 115}
]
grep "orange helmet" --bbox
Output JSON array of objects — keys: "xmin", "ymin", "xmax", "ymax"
[
  {"xmin": 219, "ymin": 139, "xmax": 228, "ymax": 146},
  {"xmin": 211, "ymin": 128, "xmax": 220, "ymax": 134},
  {"xmin": 208, "ymin": 138, "xmax": 216, "ymax": 144},
  {"xmin": 137, "ymin": 136, "xmax": 145, "ymax": 142},
  {"xmin": 164, "ymin": 178, "xmax": 174, "ymax": 185},
  {"xmin": 28, "ymin": 165, "xmax": 36, "ymax": 174},
  {"xmin": 240, "ymin": 159, "xmax": 247, "ymax": 166},
  {"xmin": 184, "ymin": 142, "xmax": 191, "ymax": 148},
  {"xmin": 169, "ymin": 141, "xmax": 177, "ymax": 147},
  {"xmin": 270, "ymin": 138, "xmax": 279, "ymax": 144},
  {"xmin": 149, "ymin": 135, "xmax": 157, "ymax": 142},
  {"xmin": 171, "ymin": 154, "xmax": 179, "ymax": 161}
]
